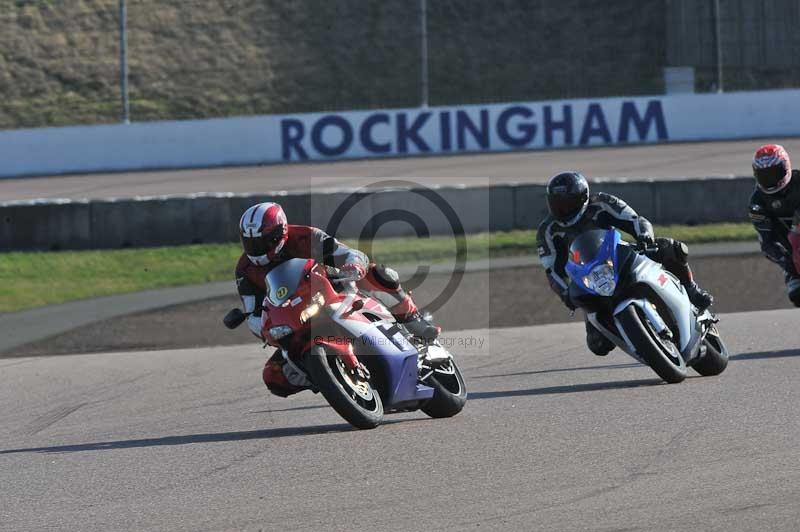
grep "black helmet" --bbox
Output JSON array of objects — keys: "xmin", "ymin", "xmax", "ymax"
[{"xmin": 546, "ymin": 171, "xmax": 590, "ymax": 225}]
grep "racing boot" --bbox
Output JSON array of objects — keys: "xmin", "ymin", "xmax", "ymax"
[
  {"xmin": 401, "ymin": 311, "xmax": 441, "ymax": 342},
  {"xmin": 685, "ymin": 282, "xmax": 714, "ymax": 311},
  {"xmin": 263, "ymin": 351, "xmax": 311, "ymax": 398},
  {"xmin": 586, "ymin": 321, "xmax": 614, "ymax": 356}
]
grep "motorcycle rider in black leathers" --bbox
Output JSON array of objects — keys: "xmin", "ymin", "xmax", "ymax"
[
  {"xmin": 748, "ymin": 144, "xmax": 800, "ymax": 307},
  {"xmin": 537, "ymin": 171, "xmax": 714, "ymax": 356}
]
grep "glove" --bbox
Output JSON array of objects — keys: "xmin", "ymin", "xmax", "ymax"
[
  {"xmin": 636, "ymin": 233, "xmax": 655, "ymax": 249},
  {"xmin": 336, "ymin": 262, "xmax": 367, "ymax": 281}
]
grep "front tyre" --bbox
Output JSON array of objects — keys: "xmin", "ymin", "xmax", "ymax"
[
  {"xmin": 304, "ymin": 345, "xmax": 383, "ymax": 429},
  {"xmin": 420, "ymin": 358, "xmax": 467, "ymax": 418},
  {"xmin": 693, "ymin": 325, "xmax": 729, "ymax": 376},
  {"xmin": 616, "ymin": 305, "xmax": 687, "ymax": 384}
]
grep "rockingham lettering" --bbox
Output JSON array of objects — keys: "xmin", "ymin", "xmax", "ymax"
[{"xmin": 279, "ymin": 99, "xmax": 669, "ymax": 161}]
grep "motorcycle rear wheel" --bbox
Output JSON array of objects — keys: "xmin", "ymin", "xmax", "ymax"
[
  {"xmin": 692, "ymin": 325, "xmax": 729, "ymax": 376},
  {"xmin": 420, "ymin": 358, "xmax": 467, "ymax": 418},
  {"xmin": 616, "ymin": 305, "xmax": 687, "ymax": 384},
  {"xmin": 304, "ymin": 345, "xmax": 384, "ymax": 430}
]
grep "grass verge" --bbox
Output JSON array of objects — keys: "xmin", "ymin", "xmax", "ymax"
[{"xmin": 0, "ymin": 223, "xmax": 756, "ymax": 313}]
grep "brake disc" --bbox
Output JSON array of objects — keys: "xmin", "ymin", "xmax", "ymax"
[{"xmin": 335, "ymin": 358, "xmax": 373, "ymax": 401}]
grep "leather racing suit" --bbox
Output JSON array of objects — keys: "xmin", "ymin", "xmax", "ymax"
[
  {"xmin": 537, "ymin": 192, "xmax": 706, "ymax": 355},
  {"xmin": 236, "ymin": 224, "xmax": 422, "ymax": 396},
  {"xmin": 748, "ymin": 169, "xmax": 800, "ymax": 306}
]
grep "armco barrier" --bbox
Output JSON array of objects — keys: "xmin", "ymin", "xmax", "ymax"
[{"xmin": 0, "ymin": 178, "xmax": 754, "ymax": 252}]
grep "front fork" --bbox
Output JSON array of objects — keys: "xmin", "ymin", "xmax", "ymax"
[
  {"xmin": 695, "ymin": 310, "xmax": 719, "ymax": 357},
  {"xmin": 416, "ymin": 340, "xmax": 453, "ymax": 382}
]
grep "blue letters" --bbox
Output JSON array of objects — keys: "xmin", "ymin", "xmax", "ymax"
[
  {"xmin": 440, "ymin": 111, "xmax": 452, "ymax": 151},
  {"xmin": 497, "ymin": 105, "xmax": 537, "ymax": 147},
  {"xmin": 579, "ymin": 103, "xmax": 612, "ymax": 145},
  {"xmin": 360, "ymin": 113, "xmax": 391, "ymax": 153},
  {"xmin": 280, "ymin": 98, "xmax": 672, "ymax": 161},
  {"xmin": 397, "ymin": 112, "xmax": 432, "ymax": 153},
  {"xmin": 544, "ymin": 105, "xmax": 574, "ymax": 146},
  {"xmin": 456, "ymin": 110, "xmax": 490, "ymax": 150},
  {"xmin": 281, "ymin": 119, "xmax": 307, "ymax": 161},
  {"xmin": 617, "ymin": 100, "xmax": 668, "ymax": 142},
  {"xmin": 311, "ymin": 115, "xmax": 354, "ymax": 157}
]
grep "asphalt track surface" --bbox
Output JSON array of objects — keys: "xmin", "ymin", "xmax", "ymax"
[
  {"xmin": 2, "ymin": 308, "xmax": 799, "ymax": 531},
  {"xmin": 3, "ymin": 137, "xmax": 800, "ymax": 201}
]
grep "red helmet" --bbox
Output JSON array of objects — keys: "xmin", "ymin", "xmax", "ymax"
[
  {"xmin": 753, "ymin": 144, "xmax": 792, "ymax": 194},
  {"xmin": 239, "ymin": 202, "xmax": 288, "ymax": 265}
]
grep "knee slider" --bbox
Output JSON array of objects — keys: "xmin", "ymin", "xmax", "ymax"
[{"xmin": 371, "ymin": 264, "xmax": 400, "ymax": 289}]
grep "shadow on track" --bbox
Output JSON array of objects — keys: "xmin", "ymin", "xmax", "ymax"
[
  {"xmin": 471, "ymin": 362, "xmax": 641, "ymax": 380},
  {"xmin": 0, "ymin": 416, "xmax": 425, "ymax": 456},
  {"xmin": 469, "ymin": 378, "xmax": 662, "ymax": 401},
  {"xmin": 0, "ymin": 423, "xmax": 355, "ymax": 455},
  {"xmin": 731, "ymin": 349, "xmax": 800, "ymax": 362},
  {"xmin": 248, "ymin": 404, "xmax": 330, "ymax": 414}
]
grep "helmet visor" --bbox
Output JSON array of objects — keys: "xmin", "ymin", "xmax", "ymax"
[
  {"xmin": 755, "ymin": 163, "xmax": 788, "ymax": 191},
  {"xmin": 241, "ymin": 225, "xmax": 285, "ymax": 257},
  {"xmin": 548, "ymin": 193, "xmax": 586, "ymax": 223}
]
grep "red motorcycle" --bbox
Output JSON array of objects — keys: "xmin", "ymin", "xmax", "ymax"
[{"xmin": 226, "ymin": 258, "xmax": 467, "ymax": 429}]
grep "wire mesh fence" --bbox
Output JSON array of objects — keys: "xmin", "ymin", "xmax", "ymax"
[{"xmin": 1, "ymin": 0, "xmax": 799, "ymax": 130}]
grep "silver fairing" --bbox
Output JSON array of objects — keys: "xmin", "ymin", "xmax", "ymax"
[{"xmin": 613, "ymin": 255, "xmax": 694, "ymax": 353}]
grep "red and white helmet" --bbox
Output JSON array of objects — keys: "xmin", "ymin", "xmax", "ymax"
[
  {"xmin": 753, "ymin": 144, "xmax": 792, "ymax": 194},
  {"xmin": 239, "ymin": 202, "xmax": 288, "ymax": 265}
]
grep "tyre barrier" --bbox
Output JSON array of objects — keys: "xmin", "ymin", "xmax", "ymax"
[{"xmin": 0, "ymin": 177, "xmax": 754, "ymax": 251}]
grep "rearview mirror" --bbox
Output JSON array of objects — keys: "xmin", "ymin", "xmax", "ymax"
[{"xmin": 223, "ymin": 308, "xmax": 247, "ymax": 330}]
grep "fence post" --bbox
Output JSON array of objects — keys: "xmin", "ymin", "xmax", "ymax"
[
  {"xmin": 420, "ymin": 0, "xmax": 429, "ymax": 108},
  {"xmin": 119, "ymin": 0, "xmax": 130, "ymax": 123},
  {"xmin": 712, "ymin": 0, "xmax": 723, "ymax": 92}
]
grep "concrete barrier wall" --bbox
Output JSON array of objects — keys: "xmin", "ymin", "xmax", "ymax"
[
  {"xmin": 0, "ymin": 178, "xmax": 754, "ymax": 251},
  {"xmin": 2, "ymin": 89, "xmax": 800, "ymax": 178}
]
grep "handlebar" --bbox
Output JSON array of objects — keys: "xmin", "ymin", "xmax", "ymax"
[
  {"xmin": 634, "ymin": 240, "xmax": 659, "ymax": 255},
  {"xmin": 325, "ymin": 266, "xmax": 360, "ymax": 286}
]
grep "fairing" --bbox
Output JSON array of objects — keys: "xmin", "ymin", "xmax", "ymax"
[
  {"xmin": 265, "ymin": 258, "xmax": 312, "ymax": 307},
  {"xmin": 261, "ymin": 259, "xmax": 436, "ymax": 409},
  {"xmin": 566, "ymin": 228, "xmax": 703, "ymax": 361},
  {"xmin": 566, "ymin": 229, "xmax": 621, "ymax": 297},
  {"xmin": 614, "ymin": 254, "xmax": 694, "ymax": 353}
]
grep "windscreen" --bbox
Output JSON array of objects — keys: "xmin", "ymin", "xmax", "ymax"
[
  {"xmin": 264, "ymin": 258, "xmax": 309, "ymax": 307},
  {"xmin": 568, "ymin": 230, "xmax": 609, "ymax": 266}
]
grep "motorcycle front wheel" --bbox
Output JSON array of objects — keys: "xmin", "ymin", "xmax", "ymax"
[
  {"xmin": 420, "ymin": 358, "xmax": 467, "ymax": 418},
  {"xmin": 692, "ymin": 324, "xmax": 729, "ymax": 376},
  {"xmin": 616, "ymin": 304, "xmax": 687, "ymax": 384},
  {"xmin": 304, "ymin": 345, "xmax": 384, "ymax": 429}
]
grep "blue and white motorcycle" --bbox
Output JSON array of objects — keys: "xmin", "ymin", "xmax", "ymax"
[{"xmin": 566, "ymin": 229, "xmax": 729, "ymax": 383}]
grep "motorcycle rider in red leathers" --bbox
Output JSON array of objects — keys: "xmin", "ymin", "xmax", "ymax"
[
  {"xmin": 235, "ymin": 202, "xmax": 440, "ymax": 398},
  {"xmin": 748, "ymin": 144, "xmax": 800, "ymax": 306}
]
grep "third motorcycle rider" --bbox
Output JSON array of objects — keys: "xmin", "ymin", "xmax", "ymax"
[{"xmin": 748, "ymin": 144, "xmax": 800, "ymax": 307}]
